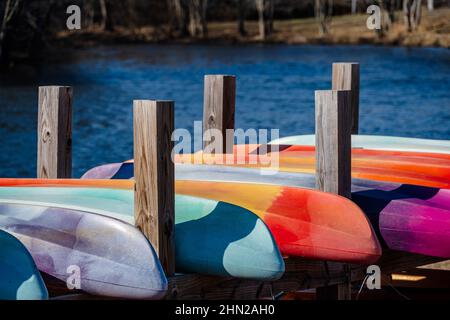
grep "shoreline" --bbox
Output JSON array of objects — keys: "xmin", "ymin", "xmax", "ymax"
[{"xmin": 55, "ymin": 9, "xmax": 450, "ymax": 49}]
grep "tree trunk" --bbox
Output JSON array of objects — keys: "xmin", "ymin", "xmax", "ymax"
[
  {"xmin": 167, "ymin": 0, "xmax": 189, "ymax": 36},
  {"xmin": 237, "ymin": 0, "xmax": 247, "ymax": 36},
  {"xmin": 187, "ymin": 0, "xmax": 208, "ymax": 38},
  {"xmin": 427, "ymin": 0, "xmax": 433, "ymax": 11},
  {"xmin": 404, "ymin": 0, "xmax": 422, "ymax": 32},
  {"xmin": 315, "ymin": 0, "xmax": 332, "ymax": 35},
  {"xmin": 351, "ymin": 0, "xmax": 357, "ymax": 14},
  {"xmin": 266, "ymin": 0, "xmax": 274, "ymax": 35},
  {"xmin": 255, "ymin": 0, "xmax": 265, "ymax": 39},
  {"xmin": 99, "ymin": 0, "xmax": 107, "ymax": 30},
  {"xmin": 200, "ymin": 0, "xmax": 208, "ymax": 38},
  {"xmin": 376, "ymin": 0, "xmax": 392, "ymax": 37},
  {"xmin": 0, "ymin": 0, "xmax": 20, "ymax": 62}
]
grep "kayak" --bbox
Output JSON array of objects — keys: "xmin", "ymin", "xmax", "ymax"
[
  {"xmin": 81, "ymin": 145, "xmax": 450, "ymax": 189},
  {"xmin": 0, "ymin": 230, "xmax": 48, "ymax": 300},
  {"xmin": 0, "ymin": 199, "xmax": 167, "ymax": 299},
  {"xmin": 0, "ymin": 179, "xmax": 382, "ymax": 264},
  {"xmin": 270, "ymin": 134, "xmax": 450, "ymax": 155},
  {"xmin": 0, "ymin": 186, "xmax": 284, "ymax": 281},
  {"xmin": 82, "ymin": 163, "xmax": 450, "ymax": 259}
]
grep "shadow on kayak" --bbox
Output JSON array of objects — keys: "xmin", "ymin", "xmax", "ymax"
[{"xmin": 352, "ymin": 184, "xmax": 441, "ymax": 247}]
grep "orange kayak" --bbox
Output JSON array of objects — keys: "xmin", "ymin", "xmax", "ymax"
[{"xmin": 173, "ymin": 145, "xmax": 450, "ymax": 189}]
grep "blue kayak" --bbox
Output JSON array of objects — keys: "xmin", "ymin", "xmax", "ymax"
[{"xmin": 0, "ymin": 230, "xmax": 48, "ymax": 300}]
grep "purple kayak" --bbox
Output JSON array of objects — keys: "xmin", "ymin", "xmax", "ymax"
[{"xmin": 0, "ymin": 202, "xmax": 167, "ymax": 299}]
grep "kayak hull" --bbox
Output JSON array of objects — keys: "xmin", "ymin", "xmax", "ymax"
[
  {"xmin": 0, "ymin": 186, "xmax": 284, "ymax": 281},
  {"xmin": 0, "ymin": 179, "xmax": 382, "ymax": 264},
  {"xmin": 0, "ymin": 230, "xmax": 48, "ymax": 300},
  {"xmin": 270, "ymin": 134, "xmax": 450, "ymax": 155},
  {"xmin": 0, "ymin": 201, "xmax": 168, "ymax": 299},
  {"xmin": 84, "ymin": 160, "xmax": 450, "ymax": 259}
]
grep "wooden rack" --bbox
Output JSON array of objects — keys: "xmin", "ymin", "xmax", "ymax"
[{"xmin": 36, "ymin": 63, "xmax": 447, "ymax": 300}]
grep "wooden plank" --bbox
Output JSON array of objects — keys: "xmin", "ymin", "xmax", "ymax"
[
  {"xmin": 332, "ymin": 62, "xmax": 360, "ymax": 134},
  {"xmin": 167, "ymin": 258, "xmax": 356, "ymax": 300},
  {"xmin": 203, "ymin": 75, "xmax": 236, "ymax": 153},
  {"xmin": 133, "ymin": 100, "xmax": 175, "ymax": 276},
  {"xmin": 315, "ymin": 90, "xmax": 352, "ymax": 199},
  {"xmin": 37, "ymin": 86, "xmax": 72, "ymax": 178}
]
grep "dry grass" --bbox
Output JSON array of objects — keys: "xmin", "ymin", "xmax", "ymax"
[{"xmin": 56, "ymin": 8, "xmax": 450, "ymax": 48}]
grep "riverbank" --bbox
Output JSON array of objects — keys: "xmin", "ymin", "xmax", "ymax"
[{"xmin": 55, "ymin": 8, "xmax": 450, "ymax": 48}]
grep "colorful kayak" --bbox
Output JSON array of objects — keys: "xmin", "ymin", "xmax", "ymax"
[
  {"xmin": 270, "ymin": 134, "xmax": 450, "ymax": 155},
  {"xmin": 81, "ymin": 145, "xmax": 450, "ymax": 189},
  {"xmin": 0, "ymin": 200, "xmax": 167, "ymax": 299},
  {"xmin": 0, "ymin": 230, "xmax": 48, "ymax": 300},
  {"xmin": 0, "ymin": 186, "xmax": 284, "ymax": 281},
  {"xmin": 82, "ymin": 162, "xmax": 450, "ymax": 259},
  {"xmin": 0, "ymin": 179, "xmax": 382, "ymax": 264}
]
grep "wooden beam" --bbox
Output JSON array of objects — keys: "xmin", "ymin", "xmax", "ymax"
[
  {"xmin": 315, "ymin": 90, "xmax": 352, "ymax": 199},
  {"xmin": 133, "ymin": 100, "xmax": 175, "ymax": 276},
  {"xmin": 37, "ymin": 86, "xmax": 72, "ymax": 178},
  {"xmin": 332, "ymin": 63, "xmax": 360, "ymax": 134},
  {"xmin": 203, "ymin": 75, "xmax": 236, "ymax": 153}
]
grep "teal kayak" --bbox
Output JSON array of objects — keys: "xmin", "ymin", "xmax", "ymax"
[
  {"xmin": 0, "ymin": 230, "xmax": 48, "ymax": 300},
  {"xmin": 270, "ymin": 134, "xmax": 450, "ymax": 154},
  {"xmin": 0, "ymin": 187, "xmax": 284, "ymax": 281}
]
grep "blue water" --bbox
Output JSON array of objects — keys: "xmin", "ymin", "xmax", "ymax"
[{"xmin": 0, "ymin": 44, "xmax": 449, "ymax": 178}]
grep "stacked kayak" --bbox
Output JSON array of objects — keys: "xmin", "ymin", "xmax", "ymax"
[
  {"xmin": 0, "ymin": 195, "xmax": 168, "ymax": 299},
  {"xmin": 83, "ymin": 143, "xmax": 450, "ymax": 189},
  {"xmin": 80, "ymin": 154, "xmax": 450, "ymax": 259},
  {"xmin": 270, "ymin": 134, "xmax": 450, "ymax": 155},
  {"xmin": 5, "ymin": 179, "xmax": 383, "ymax": 264},
  {"xmin": 0, "ymin": 230, "xmax": 48, "ymax": 300},
  {"xmin": 177, "ymin": 145, "xmax": 450, "ymax": 189},
  {"xmin": 0, "ymin": 184, "xmax": 285, "ymax": 282}
]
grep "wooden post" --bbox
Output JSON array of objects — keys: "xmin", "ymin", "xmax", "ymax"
[
  {"xmin": 315, "ymin": 90, "xmax": 352, "ymax": 199},
  {"xmin": 315, "ymin": 90, "xmax": 352, "ymax": 300},
  {"xmin": 203, "ymin": 75, "xmax": 236, "ymax": 153},
  {"xmin": 37, "ymin": 86, "xmax": 72, "ymax": 179},
  {"xmin": 332, "ymin": 63, "xmax": 359, "ymax": 134},
  {"xmin": 133, "ymin": 100, "xmax": 175, "ymax": 276}
]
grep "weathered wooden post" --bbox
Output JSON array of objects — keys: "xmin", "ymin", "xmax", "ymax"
[
  {"xmin": 133, "ymin": 100, "xmax": 175, "ymax": 276},
  {"xmin": 203, "ymin": 75, "xmax": 236, "ymax": 153},
  {"xmin": 315, "ymin": 90, "xmax": 352, "ymax": 199},
  {"xmin": 315, "ymin": 89, "xmax": 352, "ymax": 300},
  {"xmin": 37, "ymin": 86, "xmax": 73, "ymax": 179},
  {"xmin": 332, "ymin": 63, "xmax": 359, "ymax": 134}
]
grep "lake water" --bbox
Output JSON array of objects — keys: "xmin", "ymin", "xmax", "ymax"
[{"xmin": 0, "ymin": 44, "xmax": 449, "ymax": 178}]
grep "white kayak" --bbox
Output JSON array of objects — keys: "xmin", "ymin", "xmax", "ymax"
[{"xmin": 270, "ymin": 134, "xmax": 450, "ymax": 155}]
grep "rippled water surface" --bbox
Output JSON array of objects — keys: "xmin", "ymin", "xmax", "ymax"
[{"xmin": 0, "ymin": 44, "xmax": 449, "ymax": 177}]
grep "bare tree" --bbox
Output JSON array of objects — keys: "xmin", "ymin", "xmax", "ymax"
[
  {"xmin": 237, "ymin": 0, "xmax": 247, "ymax": 36},
  {"xmin": 255, "ymin": 0, "xmax": 266, "ymax": 39},
  {"xmin": 255, "ymin": 0, "xmax": 275, "ymax": 40},
  {"xmin": 315, "ymin": 0, "xmax": 333, "ymax": 35},
  {"xmin": 403, "ymin": 0, "xmax": 422, "ymax": 32},
  {"xmin": 427, "ymin": 0, "xmax": 433, "ymax": 10},
  {"xmin": 167, "ymin": 0, "xmax": 188, "ymax": 36},
  {"xmin": 187, "ymin": 0, "xmax": 208, "ymax": 38},
  {"xmin": 99, "ymin": 0, "xmax": 108, "ymax": 30},
  {"xmin": 351, "ymin": 0, "xmax": 357, "ymax": 14},
  {"xmin": 375, "ymin": 0, "xmax": 393, "ymax": 37},
  {"xmin": 0, "ymin": 0, "xmax": 21, "ymax": 61}
]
